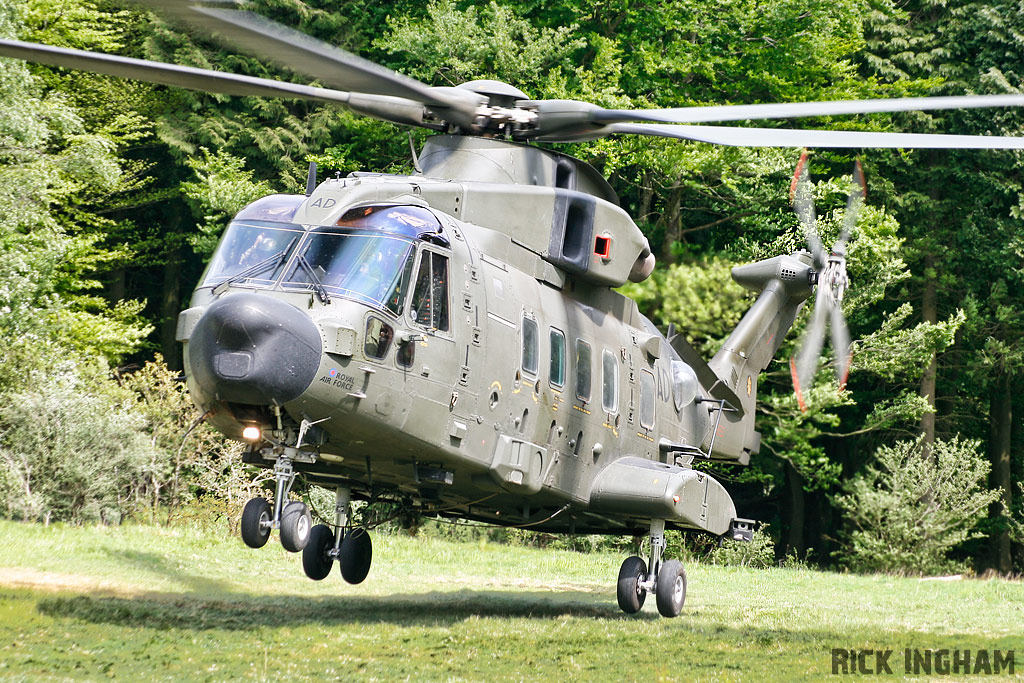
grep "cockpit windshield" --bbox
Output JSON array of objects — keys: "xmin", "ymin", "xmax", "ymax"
[
  {"xmin": 200, "ymin": 201, "xmax": 443, "ymax": 316},
  {"xmin": 278, "ymin": 205, "xmax": 442, "ymax": 315},
  {"xmin": 281, "ymin": 231, "xmax": 415, "ymax": 314},
  {"xmin": 201, "ymin": 194, "xmax": 306, "ymax": 288},
  {"xmin": 202, "ymin": 220, "xmax": 303, "ymax": 287}
]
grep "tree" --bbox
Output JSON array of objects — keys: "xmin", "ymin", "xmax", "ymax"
[{"xmin": 863, "ymin": 0, "xmax": 1024, "ymax": 571}]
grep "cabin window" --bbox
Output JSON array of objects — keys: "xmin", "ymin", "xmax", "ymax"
[
  {"xmin": 364, "ymin": 317, "xmax": 393, "ymax": 360},
  {"xmin": 602, "ymin": 349, "xmax": 618, "ymax": 413},
  {"xmin": 521, "ymin": 317, "xmax": 539, "ymax": 376},
  {"xmin": 549, "ymin": 328, "xmax": 566, "ymax": 388},
  {"xmin": 410, "ymin": 251, "xmax": 450, "ymax": 332},
  {"xmin": 639, "ymin": 370, "xmax": 656, "ymax": 429},
  {"xmin": 575, "ymin": 339, "xmax": 591, "ymax": 402}
]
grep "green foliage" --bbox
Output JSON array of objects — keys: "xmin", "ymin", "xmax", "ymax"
[
  {"xmin": 0, "ymin": 0, "xmax": 1020, "ymax": 577},
  {"xmin": 0, "ymin": 364, "xmax": 160, "ymax": 524},
  {"xmin": 853, "ymin": 304, "xmax": 963, "ymax": 383},
  {"xmin": 0, "ymin": 0, "xmax": 152, "ymax": 370},
  {"xmin": 709, "ymin": 527, "xmax": 777, "ymax": 569},
  {"xmin": 180, "ymin": 148, "xmax": 275, "ymax": 257},
  {"xmin": 117, "ymin": 358, "xmax": 269, "ymax": 530},
  {"xmin": 622, "ymin": 256, "xmax": 753, "ymax": 355},
  {"xmin": 835, "ymin": 436, "xmax": 1001, "ymax": 574},
  {"xmin": 380, "ymin": 0, "xmax": 585, "ymax": 97}
]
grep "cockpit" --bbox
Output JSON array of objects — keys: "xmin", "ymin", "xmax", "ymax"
[{"xmin": 201, "ymin": 195, "xmax": 450, "ymax": 322}]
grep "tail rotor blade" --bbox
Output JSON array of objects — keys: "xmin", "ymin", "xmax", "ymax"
[
  {"xmin": 790, "ymin": 151, "xmax": 824, "ymax": 269},
  {"xmin": 830, "ymin": 304, "xmax": 852, "ymax": 390},
  {"xmin": 835, "ymin": 159, "xmax": 866, "ymax": 256},
  {"xmin": 790, "ymin": 295, "xmax": 830, "ymax": 411}
]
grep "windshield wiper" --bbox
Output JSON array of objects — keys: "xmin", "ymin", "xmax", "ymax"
[
  {"xmin": 297, "ymin": 255, "xmax": 331, "ymax": 304},
  {"xmin": 213, "ymin": 236, "xmax": 298, "ymax": 295}
]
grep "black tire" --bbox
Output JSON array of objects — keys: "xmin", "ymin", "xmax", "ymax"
[
  {"xmin": 280, "ymin": 501, "xmax": 312, "ymax": 552},
  {"xmin": 616, "ymin": 556, "xmax": 648, "ymax": 614},
  {"xmin": 302, "ymin": 524, "xmax": 336, "ymax": 580},
  {"xmin": 240, "ymin": 497, "xmax": 272, "ymax": 549},
  {"xmin": 339, "ymin": 527, "xmax": 373, "ymax": 584},
  {"xmin": 655, "ymin": 559, "xmax": 687, "ymax": 618}
]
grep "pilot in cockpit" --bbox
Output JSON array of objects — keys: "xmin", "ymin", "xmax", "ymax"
[{"xmin": 238, "ymin": 232, "xmax": 278, "ymax": 268}]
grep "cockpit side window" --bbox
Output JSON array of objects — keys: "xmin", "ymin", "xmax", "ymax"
[
  {"xmin": 364, "ymin": 317, "xmax": 394, "ymax": 360},
  {"xmin": 410, "ymin": 250, "xmax": 450, "ymax": 332}
]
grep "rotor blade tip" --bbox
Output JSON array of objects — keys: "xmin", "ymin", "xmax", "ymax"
[
  {"xmin": 790, "ymin": 357, "xmax": 808, "ymax": 413},
  {"xmin": 838, "ymin": 353, "xmax": 853, "ymax": 391}
]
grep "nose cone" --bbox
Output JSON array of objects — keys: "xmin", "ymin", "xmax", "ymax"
[{"xmin": 188, "ymin": 292, "xmax": 322, "ymax": 405}]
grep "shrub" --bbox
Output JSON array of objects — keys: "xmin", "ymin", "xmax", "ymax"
[
  {"xmin": 709, "ymin": 526, "xmax": 776, "ymax": 568},
  {"xmin": 835, "ymin": 436, "xmax": 1000, "ymax": 574},
  {"xmin": 0, "ymin": 364, "xmax": 161, "ymax": 524}
]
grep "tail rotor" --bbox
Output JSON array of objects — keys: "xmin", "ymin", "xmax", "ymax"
[{"xmin": 789, "ymin": 152, "xmax": 865, "ymax": 411}]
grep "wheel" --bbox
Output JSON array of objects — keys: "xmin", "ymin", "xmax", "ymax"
[
  {"xmin": 616, "ymin": 555, "xmax": 648, "ymax": 614},
  {"xmin": 302, "ymin": 524, "xmax": 336, "ymax": 580},
  {"xmin": 339, "ymin": 527, "xmax": 372, "ymax": 584},
  {"xmin": 240, "ymin": 497, "xmax": 272, "ymax": 548},
  {"xmin": 280, "ymin": 501, "xmax": 312, "ymax": 552},
  {"xmin": 655, "ymin": 559, "xmax": 687, "ymax": 618}
]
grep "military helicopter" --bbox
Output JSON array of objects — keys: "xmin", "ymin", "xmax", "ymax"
[{"xmin": 4, "ymin": 1, "xmax": 1024, "ymax": 618}]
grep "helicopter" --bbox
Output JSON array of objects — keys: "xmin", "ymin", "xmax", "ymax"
[{"xmin": 4, "ymin": 1, "xmax": 1024, "ymax": 618}]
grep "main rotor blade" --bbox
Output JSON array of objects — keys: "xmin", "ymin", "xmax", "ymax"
[
  {"xmin": 608, "ymin": 123, "xmax": 1024, "ymax": 149},
  {"xmin": 790, "ymin": 295, "xmax": 831, "ymax": 412},
  {"xmin": 140, "ymin": 1, "xmax": 482, "ymax": 125},
  {"xmin": 590, "ymin": 93, "xmax": 1024, "ymax": 125},
  {"xmin": 0, "ymin": 39, "xmax": 426, "ymax": 126}
]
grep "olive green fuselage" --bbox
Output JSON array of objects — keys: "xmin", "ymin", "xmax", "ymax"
[{"xmin": 179, "ymin": 136, "xmax": 811, "ymax": 537}]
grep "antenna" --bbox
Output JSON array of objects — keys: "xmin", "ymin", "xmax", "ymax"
[
  {"xmin": 408, "ymin": 131, "xmax": 423, "ymax": 174},
  {"xmin": 305, "ymin": 160, "xmax": 317, "ymax": 196}
]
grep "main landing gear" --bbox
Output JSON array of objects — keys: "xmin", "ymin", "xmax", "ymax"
[
  {"xmin": 616, "ymin": 519, "xmax": 687, "ymax": 618},
  {"xmin": 240, "ymin": 456, "xmax": 312, "ymax": 552},
  {"xmin": 302, "ymin": 485, "xmax": 373, "ymax": 584}
]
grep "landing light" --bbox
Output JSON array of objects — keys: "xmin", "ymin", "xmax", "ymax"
[{"xmin": 242, "ymin": 426, "xmax": 261, "ymax": 441}]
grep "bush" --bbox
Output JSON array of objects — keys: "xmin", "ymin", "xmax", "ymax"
[
  {"xmin": 119, "ymin": 358, "xmax": 268, "ymax": 532},
  {"xmin": 709, "ymin": 526, "xmax": 776, "ymax": 568},
  {"xmin": 835, "ymin": 436, "xmax": 1000, "ymax": 575},
  {"xmin": 0, "ymin": 364, "xmax": 161, "ymax": 524}
]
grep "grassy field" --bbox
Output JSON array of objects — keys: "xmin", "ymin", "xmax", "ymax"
[{"xmin": 0, "ymin": 520, "xmax": 1021, "ymax": 681}]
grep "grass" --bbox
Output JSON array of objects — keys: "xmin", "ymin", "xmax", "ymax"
[{"xmin": 0, "ymin": 520, "xmax": 1022, "ymax": 681}]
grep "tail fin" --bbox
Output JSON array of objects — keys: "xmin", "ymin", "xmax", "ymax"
[{"xmin": 697, "ymin": 252, "xmax": 814, "ymax": 463}]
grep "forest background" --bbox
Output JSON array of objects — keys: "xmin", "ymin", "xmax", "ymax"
[{"xmin": 0, "ymin": 0, "xmax": 1022, "ymax": 576}]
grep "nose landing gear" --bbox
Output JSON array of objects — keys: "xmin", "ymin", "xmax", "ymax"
[
  {"xmin": 301, "ymin": 485, "xmax": 374, "ymax": 584},
  {"xmin": 240, "ymin": 455, "xmax": 312, "ymax": 552},
  {"xmin": 616, "ymin": 519, "xmax": 687, "ymax": 618}
]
